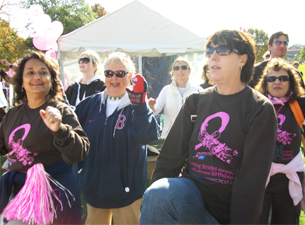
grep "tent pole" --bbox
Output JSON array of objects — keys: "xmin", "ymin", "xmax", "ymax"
[
  {"xmin": 58, "ymin": 51, "xmax": 65, "ymax": 89},
  {"xmin": 138, "ymin": 54, "xmax": 142, "ymax": 75}
]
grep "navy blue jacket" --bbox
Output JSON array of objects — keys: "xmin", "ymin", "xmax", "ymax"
[{"xmin": 75, "ymin": 91, "xmax": 159, "ymax": 208}]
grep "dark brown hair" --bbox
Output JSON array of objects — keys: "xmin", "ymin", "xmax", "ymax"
[
  {"xmin": 13, "ymin": 51, "xmax": 64, "ymax": 106},
  {"xmin": 206, "ymin": 30, "xmax": 256, "ymax": 84},
  {"xmin": 201, "ymin": 61, "xmax": 209, "ymax": 82},
  {"xmin": 268, "ymin": 31, "xmax": 289, "ymax": 46}
]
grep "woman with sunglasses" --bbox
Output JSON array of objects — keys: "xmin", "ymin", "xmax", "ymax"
[
  {"xmin": 255, "ymin": 58, "xmax": 305, "ymax": 224},
  {"xmin": 200, "ymin": 60, "xmax": 216, "ymax": 89},
  {"xmin": 75, "ymin": 52, "xmax": 159, "ymax": 225},
  {"xmin": 148, "ymin": 58, "xmax": 202, "ymax": 139},
  {"xmin": 140, "ymin": 30, "xmax": 278, "ymax": 224},
  {"xmin": 65, "ymin": 50, "xmax": 105, "ymax": 107},
  {"xmin": 0, "ymin": 52, "xmax": 89, "ymax": 224}
]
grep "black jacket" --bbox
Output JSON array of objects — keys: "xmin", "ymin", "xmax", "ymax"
[{"xmin": 65, "ymin": 79, "xmax": 105, "ymax": 106}]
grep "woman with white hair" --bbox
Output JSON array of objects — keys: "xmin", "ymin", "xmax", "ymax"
[
  {"xmin": 75, "ymin": 52, "xmax": 159, "ymax": 225},
  {"xmin": 65, "ymin": 50, "xmax": 105, "ymax": 106},
  {"xmin": 148, "ymin": 58, "xmax": 203, "ymax": 139}
]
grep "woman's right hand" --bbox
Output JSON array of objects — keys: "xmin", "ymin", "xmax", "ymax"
[{"xmin": 148, "ymin": 98, "xmax": 156, "ymax": 111}]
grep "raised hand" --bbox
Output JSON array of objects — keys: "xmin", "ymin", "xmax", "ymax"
[
  {"xmin": 0, "ymin": 59, "xmax": 11, "ymax": 67},
  {"xmin": 126, "ymin": 74, "xmax": 148, "ymax": 105},
  {"xmin": 39, "ymin": 106, "xmax": 62, "ymax": 132}
]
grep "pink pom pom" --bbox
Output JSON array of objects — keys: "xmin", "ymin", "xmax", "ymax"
[{"xmin": 1, "ymin": 163, "xmax": 57, "ymax": 224}]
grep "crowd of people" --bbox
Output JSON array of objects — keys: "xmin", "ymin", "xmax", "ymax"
[{"xmin": 0, "ymin": 29, "xmax": 304, "ymax": 225}]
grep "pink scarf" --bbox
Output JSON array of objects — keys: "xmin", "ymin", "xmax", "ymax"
[{"xmin": 267, "ymin": 93, "xmax": 291, "ymax": 105}]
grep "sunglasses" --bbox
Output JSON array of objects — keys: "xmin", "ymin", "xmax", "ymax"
[
  {"xmin": 274, "ymin": 40, "xmax": 289, "ymax": 46},
  {"xmin": 78, "ymin": 57, "xmax": 90, "ymax": 64},
  {"xmin": 266, "ymin": 75, "xmax": 289, "ymax": 82},
  {"xmin": 173, "ymin": 65, "xmax": 188, "ymax": 71},
  {"xmin": 206, "ymin": 45, "xmax": 240, "ymax": 58},
  {"xmin": 104, "ymin": 70, "xmax": 129, "ymax": 78}
]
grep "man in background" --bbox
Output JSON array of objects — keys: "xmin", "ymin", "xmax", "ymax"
[{"xmin": 249, "ymin": 31, "xmax": 304, "ymax": 88}]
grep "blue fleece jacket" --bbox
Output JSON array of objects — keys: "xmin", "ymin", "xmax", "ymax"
[{"xmin": 75, "ymin": 90, "xmax": 159, "ymax": 208}]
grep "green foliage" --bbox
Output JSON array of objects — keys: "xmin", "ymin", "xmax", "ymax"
[
  {"xmin": 25, "ymin": 0, "xmax": 98, "ymax": 34},
  {"xmin": 91, "ymin": 3, "xmax": 108, "ymax": 19},
  {"xmin": 247, "ymin": 28, "xmax": 269, "ymax": 64},
  {"xmin": 0, "ymin": 19, "xmax": 29, "ymax": 67},
  {"xmin": 299, "ymin": 45, "xmax": 305, "ymax": 62}
]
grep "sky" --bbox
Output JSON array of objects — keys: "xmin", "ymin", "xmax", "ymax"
[
  {"xmin": 85, "ymin": 0, "xmax": 305, "ymax": 46},
  {"xmin": 4, "ymin": 0, "xmax": 305, "ymax": 46}
]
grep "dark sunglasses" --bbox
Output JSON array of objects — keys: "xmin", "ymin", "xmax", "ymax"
[
  {"xmin": 78, "ymin": 57, "xmax": 90, "ymax": 64},
  {"xmin": 266, "ymin": 75, "xmax": 289, "ymax": 82},
  {"xmin": 274, "ymin": 40, "xmax": 289, "ymax": 46},
  {"xmin": 104, "ymin": 70, "xmax": 129, "ymax": 78},
  {"xmin": 173, "ymin": 65, "xmax": 188, "ymax": 71},
  {"xmin": 206, "ymin": 45, "xmax": 240, "ymax": 58}
]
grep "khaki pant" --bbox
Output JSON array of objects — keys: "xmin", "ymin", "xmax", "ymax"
[{"xmin": 85, "ymin": 198, "xmax": 142, "ymax": 225}]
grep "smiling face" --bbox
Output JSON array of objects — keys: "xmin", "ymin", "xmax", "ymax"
[
  {"xmin": 266, "ymin": 68, "xmax": 290, "ymax": 98},
  {"xmin": 105, "ymin": 62, "xmax": 130, "ymax": 97},
  {"xmin": 22, "ymin": 58, "xmax": 52, "ymax": 101},
  {"xmin": 172, "ymin": 61, "xmax": 191, "ymax": 84}
]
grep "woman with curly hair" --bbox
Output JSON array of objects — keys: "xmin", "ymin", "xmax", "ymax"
[
  {"xmin": 0, "ymin": 51, "xmax": 89, "ymax": 224},
  {"xmin": 255, "ymin": 58, "xmax": 305, "ymax": 224}
]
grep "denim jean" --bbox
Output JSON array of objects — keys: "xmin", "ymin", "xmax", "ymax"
[{"xmin": 140, "ymin": 177, "xmax": 219, "ymax": 225}]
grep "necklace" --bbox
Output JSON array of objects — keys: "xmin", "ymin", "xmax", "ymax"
[
  {"xmin": 108, "ymin": 96, "xmax": 121, "ymax": 101},
  {"xmin": 274, "ymin": 104, "xmax": 284, "ymax": 116}
]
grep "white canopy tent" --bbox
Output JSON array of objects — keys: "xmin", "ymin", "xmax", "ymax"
[{"xmin": 58, "ymin": 0, "xmax": 207, "ymax": 89}]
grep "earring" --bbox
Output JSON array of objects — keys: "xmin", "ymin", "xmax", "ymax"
[{"xmin": 241, "ymin": 66, "xmax": 243, "ymax": 70}]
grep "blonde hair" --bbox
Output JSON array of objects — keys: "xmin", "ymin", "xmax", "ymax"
[
  {"xmin": 104, "ymin": 52, "xmax": 136, "ymax": 75},
  {"xmin": 80, "ymin": 50, "xmax": 101, "ymax": 75},
  {"xmin": 170, "ymin": 57, "xmax": 191, "ymax": 81}
]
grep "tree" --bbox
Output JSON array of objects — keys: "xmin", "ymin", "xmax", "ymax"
[
  {"xmin": 92, "ymin": 3, "xmax": 108, "ymax": 19},
  {"xmin": 25, "ymin": 0, "xmax": 98, "ymax": 34},
  {"xmin": 299, "ymin": 45, "xmax": 305, "ymax": 62},
  {"xmin": 0, "ymin": 19, "xmax": 29, "ymax": 66},
  {"xmin": 247, "ymin": 28, "xmax": 269, "ymax": 63},
  {"xmin": 0, "ymin": 0, "xmax": 20, "ymax": 16}
]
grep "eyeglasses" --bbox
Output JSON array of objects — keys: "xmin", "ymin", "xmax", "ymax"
[
  {"xmin": 206, "ymin": 45, "xmax": 240, "ymax": 58},
  {"xmin": 274, "ymin": 40, "xmax": 289, "ymax": 46},
  {"xmin": 104, "ymin": 70, "xmax": 129, "ymax": 78},
  {"xmin": 78, "ymin": 57, "xmax": 90, "ymax": 64},
  {"xmin": 173, "ymin": 65, "xmax": 188, "ymax": 71},
  {"xmin": 266, "ymin": 75, "xmax": 289, "ymax": 82}
]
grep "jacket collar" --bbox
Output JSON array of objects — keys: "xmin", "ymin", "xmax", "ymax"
[
  {"xmin": 170, "ymin": 79, "xmax": 192, "ymax": 90},
  {"xmin": 75, "ymin": 74, "xmax": 101, "ymax": 85},
  {"xmin": 100, "ymin": 89, "xmax": 131, "ymax": 112}
]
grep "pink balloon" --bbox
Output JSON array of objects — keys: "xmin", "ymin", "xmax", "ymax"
[
  {"xmin": 29, "ymin": 24, "xmax": 36, "ymax": 35},
  {"xmin": 29, "ymin": 5, "xmax": 44, "ymax": 17},
  {"xmin": 45, "ymin": 50, "xmax": 57, "ymax": 59},
  {"xmin": 33, "ymin": 35, "xmax": 53, "ymax": 51},
  {"xmin": 44, "ymin": 27, "xmax": 58, "ymax": 44},
  {"xmin": 31, "ymin": 14, "xmax": 51, "ymax": 36},
  {"xmin": 49, "ymin": 21, "xmax": 64, "ymax": 38},
  {"xmin": 50, "ymin": 42, "xmax": 58, "ymax": 51}
]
